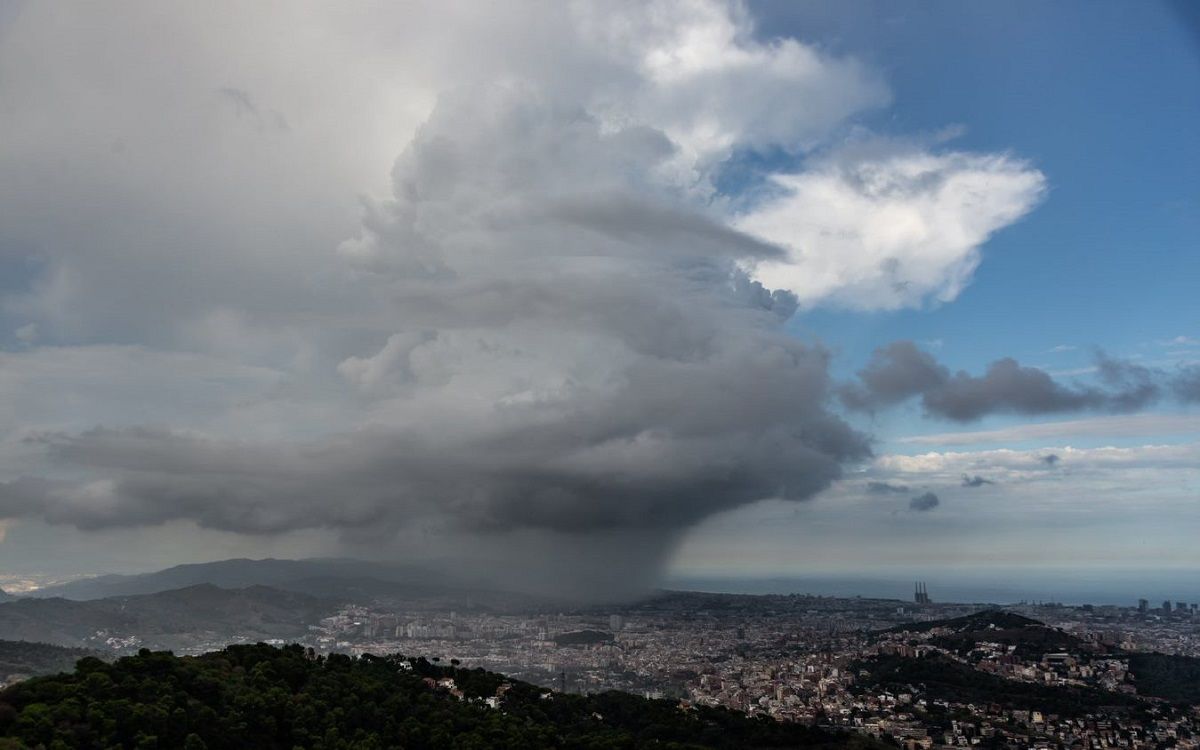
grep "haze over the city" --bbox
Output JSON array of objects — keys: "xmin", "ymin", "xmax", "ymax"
[{"xmin": 0, "ymin": 0, "xmax": 1196, "ymax": 601}]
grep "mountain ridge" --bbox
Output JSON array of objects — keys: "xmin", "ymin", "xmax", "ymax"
[
  {"xmin": 26, "ymin": 557, "xmax": 562, "ymax": 611},
  {"xmin": 0, "ymin": 582, "xmax": 334, "ymax": 651}
]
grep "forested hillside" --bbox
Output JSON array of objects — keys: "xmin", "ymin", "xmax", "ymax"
[
  {"xmin": 0, "ymin": 641, "xmax": 97, "ymax": 685},
  {"xmin": 0, "ymin": 644, "xmax": 886, "ymax": 750}
]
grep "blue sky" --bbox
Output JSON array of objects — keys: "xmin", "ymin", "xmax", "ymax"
[
  {"xmin": 773, "ymin": 1, "xmax": 1200, "ymax": 354},
  {"xmin": 0, "ymin": 1, "xmax": 1196, "ymax": 597},
  {"xmin": 685, "ymin": 1, "xmax": 1200, "ymax": 590},
  {"xmin": 760, "ymin": 0, "xmax": 1200, "ymax": 450}
]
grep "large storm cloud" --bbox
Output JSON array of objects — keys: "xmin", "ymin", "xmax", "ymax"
[
  {"xmin": 0, "ymin": 87, "xmax": 871, "ymax": 595},
  {"xmin": 0, "ymin": 1, "xmax": 1051, "ymax": 597}
]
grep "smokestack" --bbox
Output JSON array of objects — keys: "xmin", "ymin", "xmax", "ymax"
[{"xmin": 913, "ymin": 582, "xmax": 930, "ymax": 605}]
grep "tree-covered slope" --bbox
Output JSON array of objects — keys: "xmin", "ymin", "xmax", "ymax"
[
  {"xmin": 0, "ymin": 644, "xmax": 886, "ymax": 750},
  {"xmin": 885, "ymin": 610, "xmax": 1091, "ymax": 658},
  {"xmin": 857, "ymin": 653, "xmax": 1139, "ymax": 717},
  {"xmin": 0, "ymin": 641, "xmax": 98, "ymax": 684},
  {"xmin": 885, "ymin": 610, "xmax": 1041, "ymax": 635},
  {"xmin": 1126, "ymin": 652, "xmax": 1200, "ymax": 704}
]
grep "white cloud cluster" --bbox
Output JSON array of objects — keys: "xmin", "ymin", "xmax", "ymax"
[
  {"xmin": 880, "ymin": 443, "xmax": 1195, "ymax": 470},
  {"xmin": 738, "ymin": 147, "xmax": 1047, "ymax": 310},
  {"xmin": 574, "ymin": 0, "xmax": 890, "ymax": 184},
  {"xmin": 871, "ymin": 443, "xmax": 1200, "ymax": 489}
]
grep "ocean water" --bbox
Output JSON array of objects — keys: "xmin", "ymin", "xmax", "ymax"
[{"xmin": 666, "ymin": 567, "xmax": 1200, "ymax": 607}]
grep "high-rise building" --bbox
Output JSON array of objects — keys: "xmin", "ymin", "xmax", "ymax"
[
  {"xmin": 1163, "ymin": 600, "xmax": 1172, "ymax": 613},
  {"xmin": 1137, "ymin": 599, "xmax": 1148, "ymax": 613},
  {"xmin": 609, "ymin": 614, "xmax": 624, "ymax": 632}
]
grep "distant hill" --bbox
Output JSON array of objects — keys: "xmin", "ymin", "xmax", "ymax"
[
  {"xmin": 26, "ymin": 558, "xmax": 554, "ymax": 611},
  {"xmin": 0, "ymin": 643, "xmax": 887, "ymax": 750},
  {"xmin": 870, "ymin": 610, "xmax": 1200, "ymax": 708},
  {"xmin": 857, "ymin": 652, "xmax": 1140, "ymax": 717},
  {"xmin": 0, "ymin": 640, "xmax": 98, "ymax": 684},
  {"xmin": 0, "ymin": 584, "xmax": 334, "ymax": 651},
  {"xmin": 886, "ymin": 609, "xmax": 1041, "ymax": 634},
  {"xmin": 0, "ymin": 589, "xmax": 14, "ymax": 603},
  {"xmin": 26, "ymin": 558, "xmax": 418, "ymax": 600},
  {"xmin": 885, "ymin": 609, "xmax": 1091, "ymax": 658}
]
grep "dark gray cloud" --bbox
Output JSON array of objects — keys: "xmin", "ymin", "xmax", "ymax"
[
  {"xmin": 867, "ymin": 480, "xmax": 909, "ymax": 494},
  {"xmin": 8, "ymin": 394, "xmax": 867, "ymax": 535},
  {"xmin": 842, "ymin": 341, "xmax": 1175, "ymax": 422},
  {"xmin": 909, "ymin": 492, "xmax": 939, "ymax": 511},
  {"xmin": 839, "ymin": 341, "xmax": 948, "ymax": 412},
  {"xmin": 1095, "ymin": 353, "xmax": 1160, "ymax": 411},
  {"xmin": 218, "ymin": 87, "xmax": 290, "ymax": 132},
  {"xmin": 1172, "ymin": 365, "xmax": 1200, "ymax": 403},
  {"xmin": 922, "ymin": 358, "xmax": 1106, "ymax": 421},
  {"xmin": 1041, "ymin": 454, "xmax": 1061, "ymax": 466},
  {"xmin": 218, "ymin": 87, "xmax": 258, "ymax": 118},
  {"xmin": 961, "ymin": 474, "xmax": 994, "ymax": 487}
]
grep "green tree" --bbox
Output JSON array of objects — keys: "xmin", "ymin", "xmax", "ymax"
[{"xmin": 183, "ymin": 733, "xmax": 208, "ymax": 750}]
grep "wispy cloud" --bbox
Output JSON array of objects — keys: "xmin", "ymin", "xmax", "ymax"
[
  {"xmin": 899, "ymin": 413, "xmax": 1200, "ymax": 446},
  {"xmin": 961, "ymin": 473, "xmax": 994, "ymax": 487},
  {"xmin": 878, "ymin": 442, "xmax": 1200, "ymax": 476},
  {"xmin": 1045, "ymin": 366, "xmax": 1097, "ymax": 377}
]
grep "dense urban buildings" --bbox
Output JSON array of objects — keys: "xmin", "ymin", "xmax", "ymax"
[{"xmin": 145, "ymin": 589, "xmax": 1196, "ymax": 750}]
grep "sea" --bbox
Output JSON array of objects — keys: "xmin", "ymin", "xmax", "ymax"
[{"xmin": 666, "ymin": 567, "xmax": 1200, "ymax": 607}]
